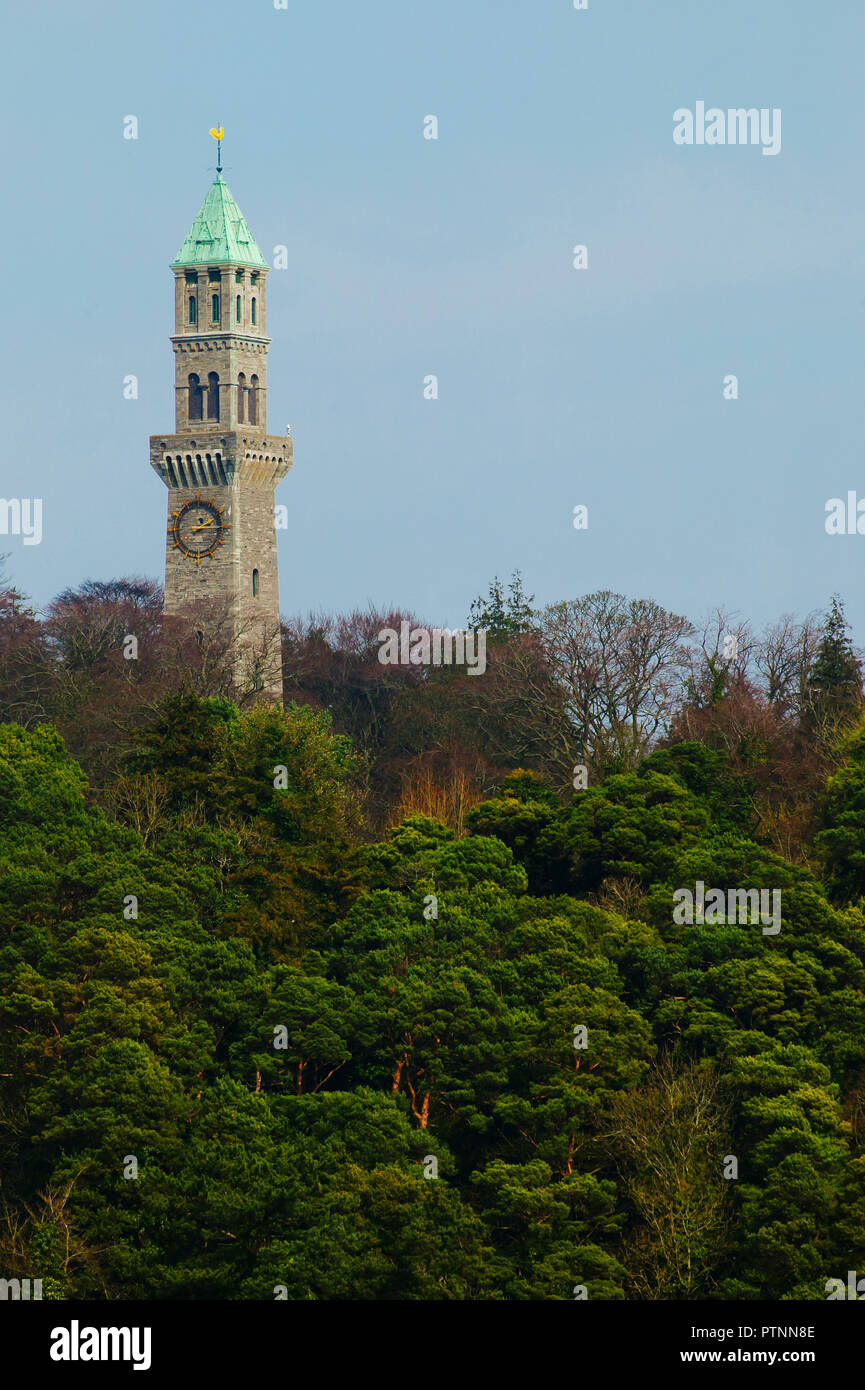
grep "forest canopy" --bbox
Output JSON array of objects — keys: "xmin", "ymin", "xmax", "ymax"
[{"xmin": 1, "ymin": 571, "xmax": 864, "ymax": 1300}]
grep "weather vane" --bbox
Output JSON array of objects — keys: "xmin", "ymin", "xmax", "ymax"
[{"xmin": 209, "ymin": 124, "xmax": 224, "ymax": 173}]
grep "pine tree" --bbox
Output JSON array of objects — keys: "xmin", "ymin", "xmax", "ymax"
[
  {"xmin": 468, "ymin": 570, "xmax": 535, "ymax": 637},
  {"xmin": 805, "ymin": 595, "xmax": 863, "ymax": 738}
]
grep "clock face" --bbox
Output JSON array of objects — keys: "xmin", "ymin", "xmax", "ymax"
[{"xmin": 169, "ymin": 493, "xmax": 229, "ymax": 563}]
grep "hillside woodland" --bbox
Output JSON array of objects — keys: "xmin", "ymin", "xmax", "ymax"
[{"xmin": 1, "ymin": 571, "xmax": 864, "ymax": 1299}]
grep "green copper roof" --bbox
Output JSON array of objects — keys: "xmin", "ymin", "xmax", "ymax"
[{"xmin": 171, "ymin": 173, "xmax": 268, "ymax": 269}]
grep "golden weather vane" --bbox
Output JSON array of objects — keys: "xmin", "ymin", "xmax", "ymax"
[{"xmin": 209, "ymin": 124, "xmax": 224, "ymax": 172}]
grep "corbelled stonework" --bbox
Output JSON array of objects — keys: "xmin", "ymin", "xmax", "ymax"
[{"xmin": 149, "ymin": 167, "xmax": 292, "ymax": 700}]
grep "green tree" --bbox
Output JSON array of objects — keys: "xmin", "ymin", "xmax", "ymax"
[
  {"xmin": 816, "ymin": 722, "xmax": 865, "ymax": 903},
  {"xmin": 804, "ymin": 595, "xmax": 863, "ymax": 741},
  {"xmin": 468, "ymin": 570, "xmax": 535, "ymax": 638}
]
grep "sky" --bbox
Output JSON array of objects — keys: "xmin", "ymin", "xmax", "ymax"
[{"xmin": 2, "ymin": 0, "xmax": 864, "ymax": 640}]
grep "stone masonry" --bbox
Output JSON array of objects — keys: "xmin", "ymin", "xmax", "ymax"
[{"xmin": 149, "ymin": 171, "xmax": 292, "ymax": 701}]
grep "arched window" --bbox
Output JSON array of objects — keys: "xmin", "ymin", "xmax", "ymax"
[
  {"xmin": 211, "ymin": 294, "xmax": 220, "ymax": 323},
  {"xmin": 252, "ymin": 568, "xmax": 259, "ymax": 598},
  {"xmin": 188, "ymin": 373, "xmax": 203, "ymax": 421},
  {"xmin": 207, "ymin": 372, "xmax": 220, "ymax": 421},
  {"xmin": 248, "ymin": 374, "xmax": 259, "ymax": 425},
  {"xmin": 251, "ymin": 296, "xmax": 257, "ymax": 326},
  {"xmin": 237, "ymin": 372, "xmax": 246, "ymax": 424},
  {"xmin": 236, "ymin": 294, "xmax": 242, "ymax": 323},
  {"xmin": 188, "ymin": 296, "xmax": 196, "ymax": 324}
]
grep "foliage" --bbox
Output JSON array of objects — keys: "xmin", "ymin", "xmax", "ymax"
[{"xmin": 2, "ymin": 577, "xmax": 865, "ymax": 1301}]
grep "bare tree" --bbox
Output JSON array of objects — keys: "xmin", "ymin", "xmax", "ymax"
[
  {"xmin": 0, "ymin": 582, "xmax": 50, "ymax": 726},
  {"xmin": 754, "ymin": 614, "xmax": 820, "ymax": 720},
  {"xmin": 463, "ymin": 629, "xmax": 579, "ymax": 790},
  {"xmin": 684, "ymin": 609, "xmax": 754, "ymax": 708},
  {"xmin": 538, "ymin": 591, "xmax": 694, "ymax": 774},
  {"xmin": 604, "ymin": 1056, "xmax": 733, "ymax": 1300},
  {"xmin": 102, "ymin": 771, "xmax": 173, "ymax": 848}
]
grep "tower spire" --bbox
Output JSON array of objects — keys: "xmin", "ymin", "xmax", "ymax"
[
  {"xmin": 150, "ymin": 149, "xmax": 293, "ymax": 703},
  {"xmin": 209, "ymin": 123, "xmax": 224, "ymax": 174}
]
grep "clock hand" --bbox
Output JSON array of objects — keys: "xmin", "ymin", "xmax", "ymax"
[{"xmin": 192, "ymin": 521, "xmax": 217, "ymax": 531}]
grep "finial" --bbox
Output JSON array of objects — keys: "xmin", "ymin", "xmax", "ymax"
[{"xmin": 209, "ymin": 124, "xmax": 224, "ymax": 174}]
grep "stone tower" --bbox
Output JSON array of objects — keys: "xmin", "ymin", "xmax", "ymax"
[{"xmin": 149, "ymin": 154, "xmax": 292, "ymax": 700}]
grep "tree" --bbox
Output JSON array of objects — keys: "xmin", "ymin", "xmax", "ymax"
[
  {"xmin": 683, "ymin": 610, "xmax": 753, "ymax": 711},
  {"xmin": 754, "ymin": 613, "xmax": 820, "ymax": 719},
  {"xmin": 604, "ymin": 1055, "xmax": 733, "ymax": 1299},
  {"xmin": 538, "ymin": 591, "xmax": 693, "ymax": 776},
  {"xmin": 6, "ymin": 571, "xmax": 865, "ymax": 1302},
  {"xmin": 527, "ymin": 770, "xmax": 711, "ymax": 897},
  {"xmin": 468, "ymin": 570, "xmax": 535, "ymax": 638},
  {"xmin": 0, "ymin": 578, "xmax": 50, "ymax": 727},
  {"xmin": 804, "ymin": 596, "xmax": 863, "ymax": 743},
  {"xmin": 816, "ymin": 723, "xmax": 865, "ymax": 903},
  {"xmin": 120, "ymin": 692, "xmax": 364, "ymax": 953},
  {"xmin": 462, "ymin": 629, "xmax": 579, "ymax": 792},
  {"xmin": 720, "ymin": 1045, "xmax": 852, "ymax": 1299}
]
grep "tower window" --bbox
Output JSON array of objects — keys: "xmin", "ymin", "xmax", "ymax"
[
  {"xmin": 252, "ymin": 568, "xmax": 259, "ymax": 598},
  {"xmin": 188, "ymin": 296, "xmax": 196, "ymax": 324},
  {"xmin": 251, "ymin": 296, "xmax": 257, "ymax": 326},
  {"xmin": 248, "ymin": 374, "xmax": 259, "ymax": 425},
  {"xmin": 207, "ymin": 372, "xmax": 220, "ymax": 421},
  {"xmin": 211, "ymin": 294, "xmax": 220, "ymax": 323},
  {"xmin": 237, "ymin": 372, "xmax": 246, "ymax": 424},
  {"xmin": 188, "ymin": 373, "xmax": 203, "ymax": 421},
  {"xmin": 236, "ymin": 294, "xmax": 242, "ymax": 323}
]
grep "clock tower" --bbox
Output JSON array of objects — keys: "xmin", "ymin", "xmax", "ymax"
[{"xmin": 150, "ymin": 140, "xmax": 292, "ymax": 700}]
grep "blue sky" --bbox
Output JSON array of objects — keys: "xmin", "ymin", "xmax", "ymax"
[{"xmin": 2, "ymin": 0, "xmax": 864, "ymax": 638}]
